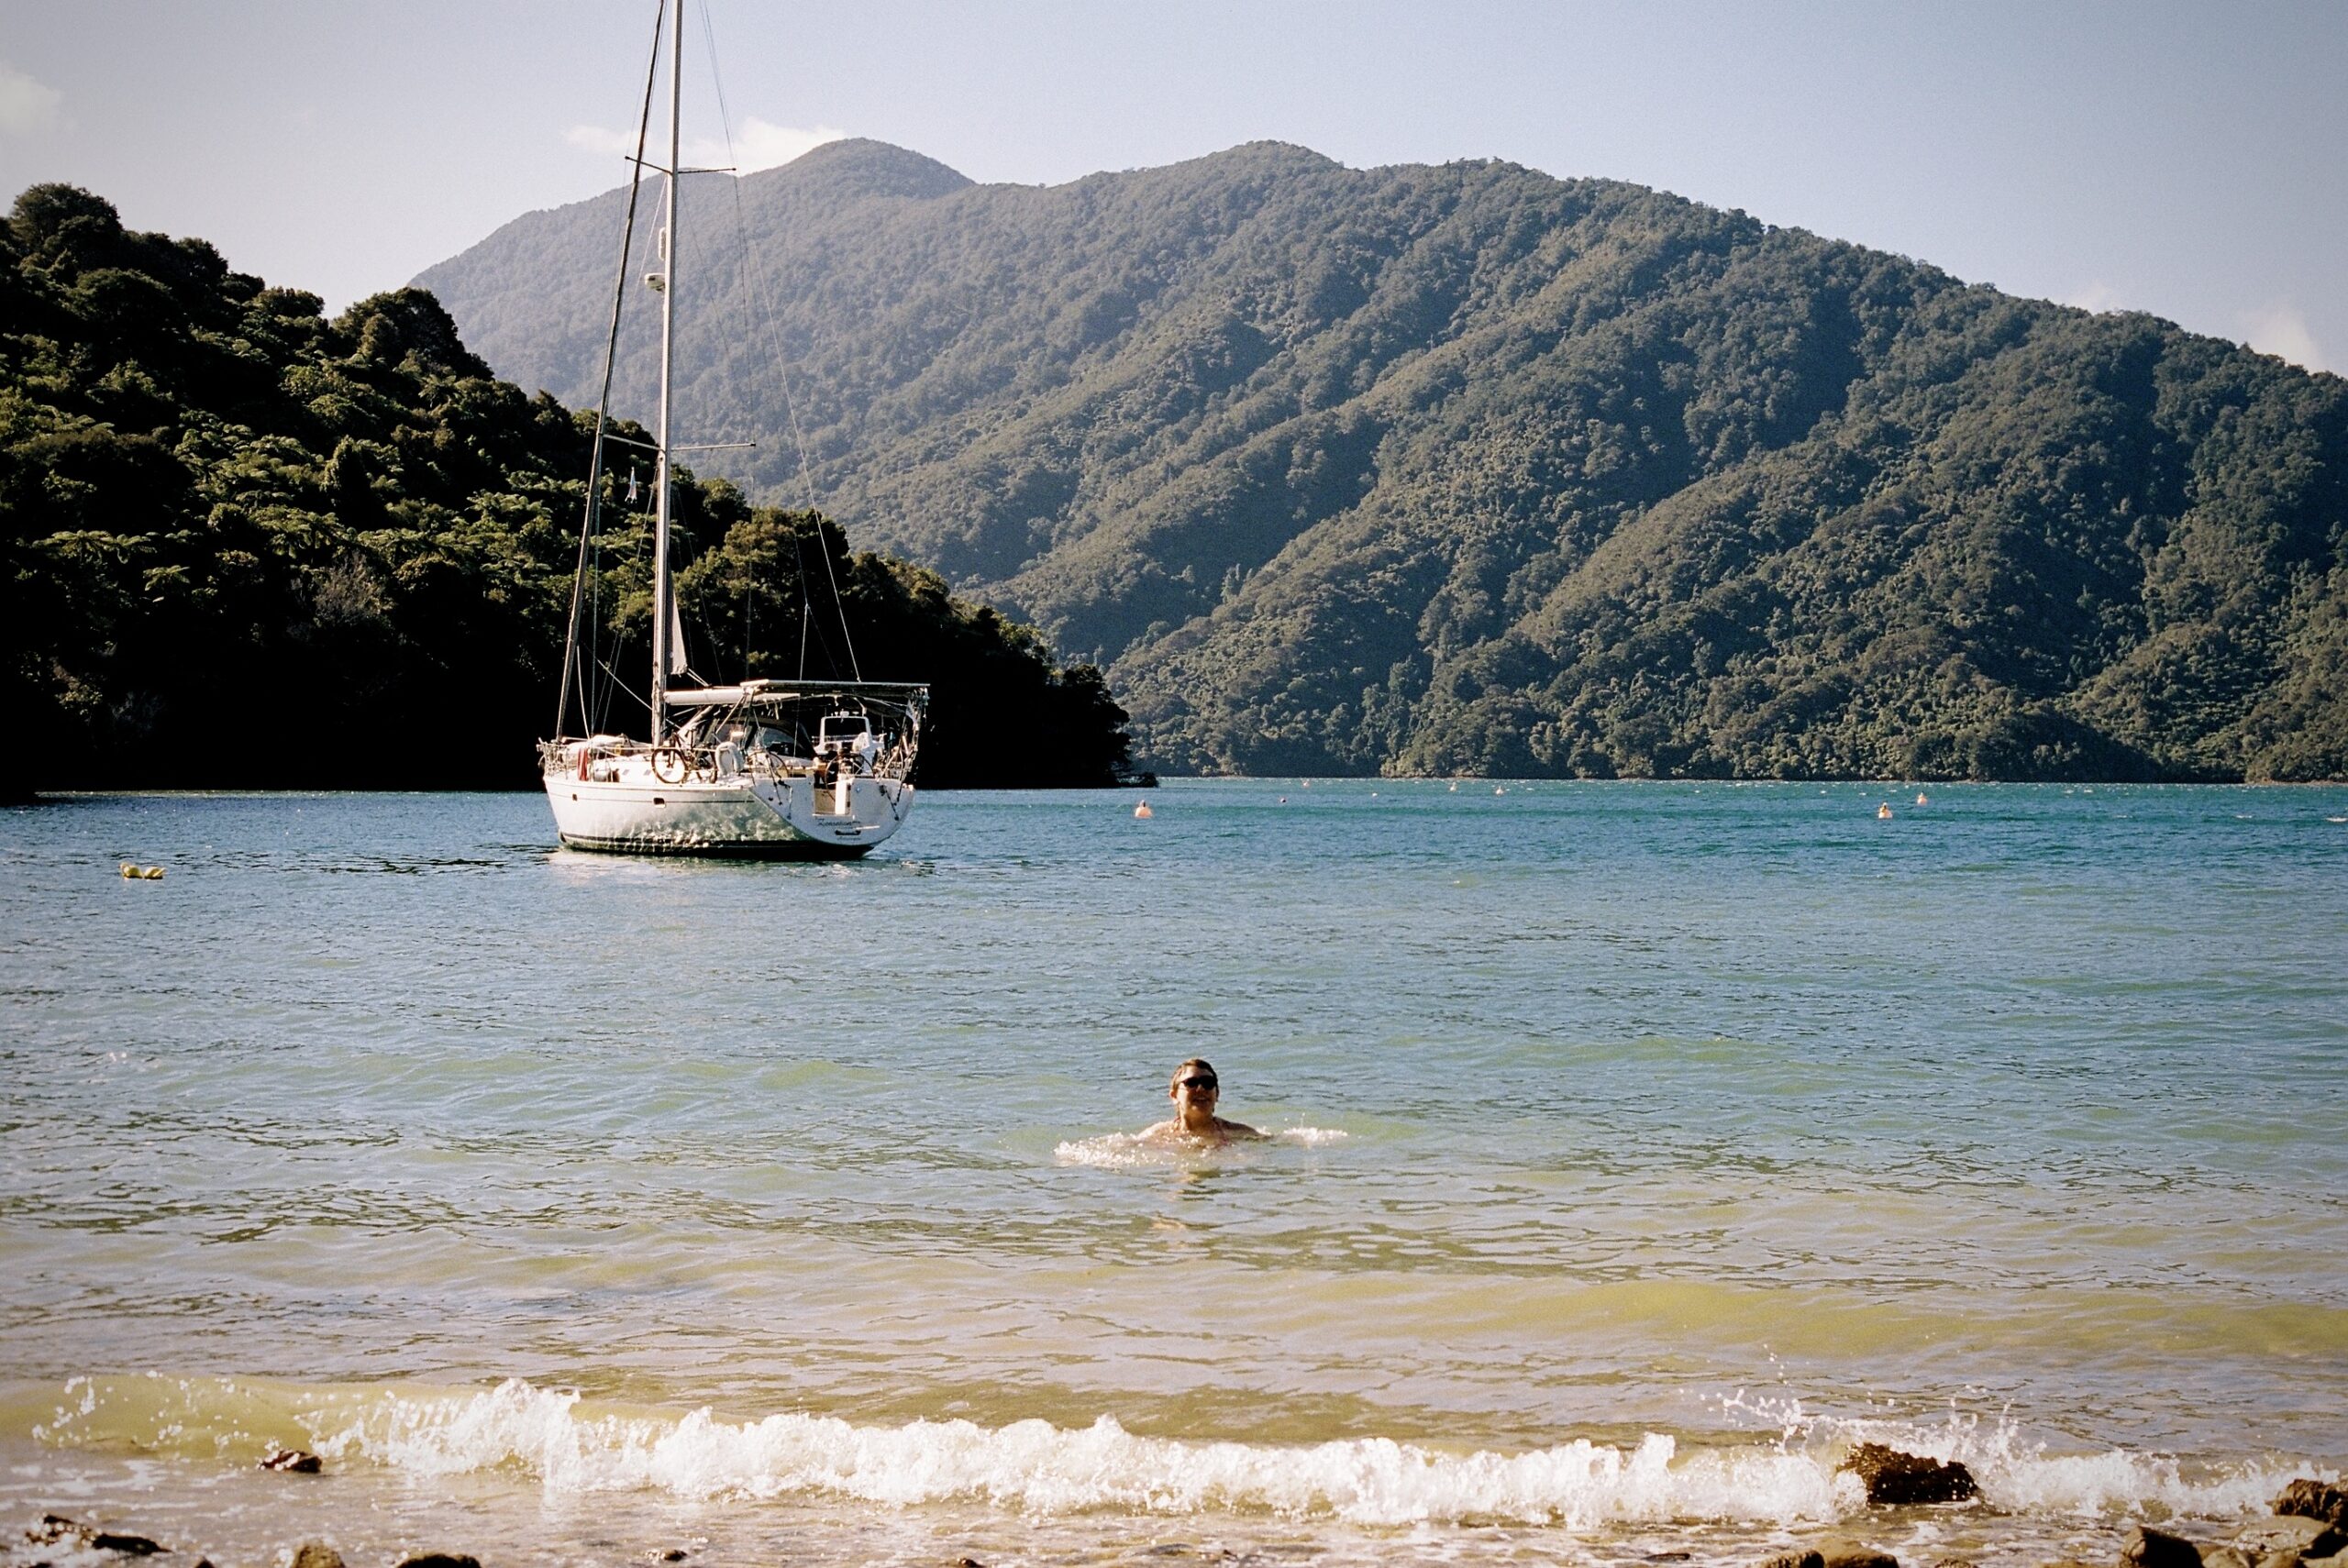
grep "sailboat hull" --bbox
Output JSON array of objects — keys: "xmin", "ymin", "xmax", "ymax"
[{"xmin": 545, "ymin": 770, "xmax": 914, "ymax": 859}]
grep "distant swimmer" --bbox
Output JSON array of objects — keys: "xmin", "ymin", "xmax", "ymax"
[{"xmin": 1139, "ymin": 1058, "xmax": 1265, "ymax": 1146}]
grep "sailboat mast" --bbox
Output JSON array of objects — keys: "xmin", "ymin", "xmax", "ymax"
[{"xmin": 648, "ymin": 0, "xmax": 682, "ymax": 742}]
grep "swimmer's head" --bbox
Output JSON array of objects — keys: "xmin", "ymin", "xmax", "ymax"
[{"xmin": 1169, "ymin": 1057, "xmax": 1220, "ymax": 1111}]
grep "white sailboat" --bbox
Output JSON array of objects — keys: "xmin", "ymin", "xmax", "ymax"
[{"xmin": 538, "ymin": 1, "xmax": 925, "ymax": 859}]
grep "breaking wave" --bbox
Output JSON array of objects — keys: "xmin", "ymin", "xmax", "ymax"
[{"xmin": 23, "ymin": 1376, "xmax": 2330, "ymax": 1529}]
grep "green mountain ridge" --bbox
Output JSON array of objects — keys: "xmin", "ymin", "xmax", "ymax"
[{"xmin": 416, "ymin": 138, "xmax": 2348, "ymax": 780}]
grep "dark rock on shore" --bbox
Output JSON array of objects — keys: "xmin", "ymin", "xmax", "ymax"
[
  {"xmin": 263, "ymin": 1447, "xmax": 323, "ymax": 1473},
  {"xmin": 1840, "ymin": 1443, "xmax": 1981, "ymax": 1506},
  {"xmin": 2278, "ymin": 1482, "xmax": 2348, "ymax": 1529},
  {"xmin": 1757, "ymin": 1553, "xmax": 1824, "ymax": 1568},
  {"xmin": 394, "ymin": 1555, "xmax": 482, "ymax": 1568},
  {"xmin": 2118, "ymin": 1525, "xmax": 2202, "ymax": 1568}
]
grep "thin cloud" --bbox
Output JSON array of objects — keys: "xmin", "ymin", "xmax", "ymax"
[
  {"xmin": 693, "ymin": 118, "xmax": 847, "ymax": 173},
  {"xmin": 2056, "ymin": 280, "xmax": 2126, "ymax": 315},
  {"xmin": 568, "ymin": 117, "xmax": 845, "ymax": 174},
  {"xmin": 2241, "ymin": 302, "xmax": 2329, "ymax": 375},
  {"xmin": 565, "ymin": 123, "xmax": 637, "ymax": 159},
  {"xmin": 0, "ymin": 61, "xmax": 62, "ymax": 137}
]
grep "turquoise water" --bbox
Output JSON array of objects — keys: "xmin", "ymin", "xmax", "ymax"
[{"xmin": 2, "ymin": 781, "xmax": 2344, "ymax": 1566}]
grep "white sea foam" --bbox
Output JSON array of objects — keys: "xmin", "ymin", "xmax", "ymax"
[
  {"xmin": 281, "ymin": 1380, "xmax": 2327, "ymax": 1528},
  {"xmin": 1054, "ymin": 1126, "xmax": 1348, "ymax": 1168},
  {"xmin": 1716, "ymin": 1394, "xmax": 2331, "ymax": 1520},
  {"xmin": 1052, "ymin": 1132, "xmax": 1173, "ymax": 1168},
  {"xmin": 309, "ymin": 1381, "xmax": 1841, "ymax": 1525}
]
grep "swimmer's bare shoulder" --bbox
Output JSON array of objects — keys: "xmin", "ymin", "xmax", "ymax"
[{"xmin": 1137, "ymin": 1114, "xmax": 1266, "ymax": 1146}]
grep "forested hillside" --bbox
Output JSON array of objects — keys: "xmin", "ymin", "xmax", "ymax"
[
  {"xmin": 421, "ymin": 138, "xmax": 2348, "ymax": 780},
  {"xmin": 0, "ymin": 184, "xmax": 1130, "ymax": 791}
]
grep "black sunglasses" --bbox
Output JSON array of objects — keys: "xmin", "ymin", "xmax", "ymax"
[{"xmin": 1176, "ymin": 1077, "xmax": 1218, "ymax": 1091}]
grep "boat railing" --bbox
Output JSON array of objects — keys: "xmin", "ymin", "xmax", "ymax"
[{"xmin": 545, "ymin": 735, "xmax": 918, "ymax": 785}]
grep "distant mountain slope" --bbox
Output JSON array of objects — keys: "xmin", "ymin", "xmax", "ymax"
[{"xmin": 418, "ymin": 138, "xmax": 2348, "ymax": 779}]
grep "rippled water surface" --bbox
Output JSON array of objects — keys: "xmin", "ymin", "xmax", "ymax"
[{"xmin": 3, "ymin": 782, "xmax": 2344, "ymax": 1565}]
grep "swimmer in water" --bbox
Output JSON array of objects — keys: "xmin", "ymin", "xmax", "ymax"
[{"xmin": 1140, "ymin": 1057, "xmax": 1266, "ymax": 1145}]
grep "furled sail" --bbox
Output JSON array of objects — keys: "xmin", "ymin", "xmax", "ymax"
[{"xmin": 667, "ymin": 574, "xmax": 689, "ymax": 672}]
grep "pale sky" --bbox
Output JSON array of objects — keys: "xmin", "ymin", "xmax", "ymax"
[{"xmin": 4, "ymin": 1, "xmax": 2342, "ymax": 373}]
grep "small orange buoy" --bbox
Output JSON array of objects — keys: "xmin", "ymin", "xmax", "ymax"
[
  {"xmin": 1134, "ymin": 801, "xmax": 1153, "ymax": 819},
  {"xmin": 1915, "ymin": 792, "xmax": 1929, "ymax": 806},
  {"xmin": 1877, "ymin": 802, "xmax": 1893, "ymax": 820}
]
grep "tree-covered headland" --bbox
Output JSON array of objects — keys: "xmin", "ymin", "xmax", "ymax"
[{"xmin": 0, "ymin": 184, "xmax": 1132, "ymax": 791}]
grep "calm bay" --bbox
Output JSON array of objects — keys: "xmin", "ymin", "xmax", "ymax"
[{"xmin": 3, "ymin": 781, "xmax": 2344, "ymax": 1565}]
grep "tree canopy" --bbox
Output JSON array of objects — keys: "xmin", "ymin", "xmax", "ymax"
[{"xmin": 0, "ymin": 183, "xmax": 1131, "ymax": 791}]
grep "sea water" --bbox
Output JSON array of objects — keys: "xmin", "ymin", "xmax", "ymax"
[{"xmin": 1, "ymin": 781, "xmax": 2343, "ymax": 1567}]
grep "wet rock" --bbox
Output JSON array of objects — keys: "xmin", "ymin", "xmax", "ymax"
[
  {"xmin": 2198, "ymin": 1548, "xmax": 2253, "ymax": 1568},
  {"xmin": 1757, "ymin": 1554, "xmax": 1825, "ymax": 1568},
  {"xmin": 2239, "ymin": 1518, "xmax": 2347, "ymax": 1560},
  {"xmin": 24, "ymin": 1514, "xmax": 167, "ymax": 1556},
  {"xmin": 262, "ymin": 1447, "xmax": 323, "ymax": 1474},
  {"xmin": 1822, "ymin": 1552, "xmax": 1900, "ymax": 1568},
  {"xmin": 394, "ymin": 1555, "xmax": 482, "ymax": 1568},
  {"xmin": 1839, "ymin": 1443, "xmax": 1981, "ymax": 1507},
  {"xmin": 27, "ymin": 1515, "xmax": 79, "ymax": 1545},
  {"xmin": 292, "ymin": 1544, "xmax": 347, "ymax": 1568},
  {"xmin": 2278, "ymin": 1485, "xmax": 2348, "ymax": 1529},
  {"xmin": 2120, "ymin": 1526, "xmax": 2203, "ymax": 1568}
]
